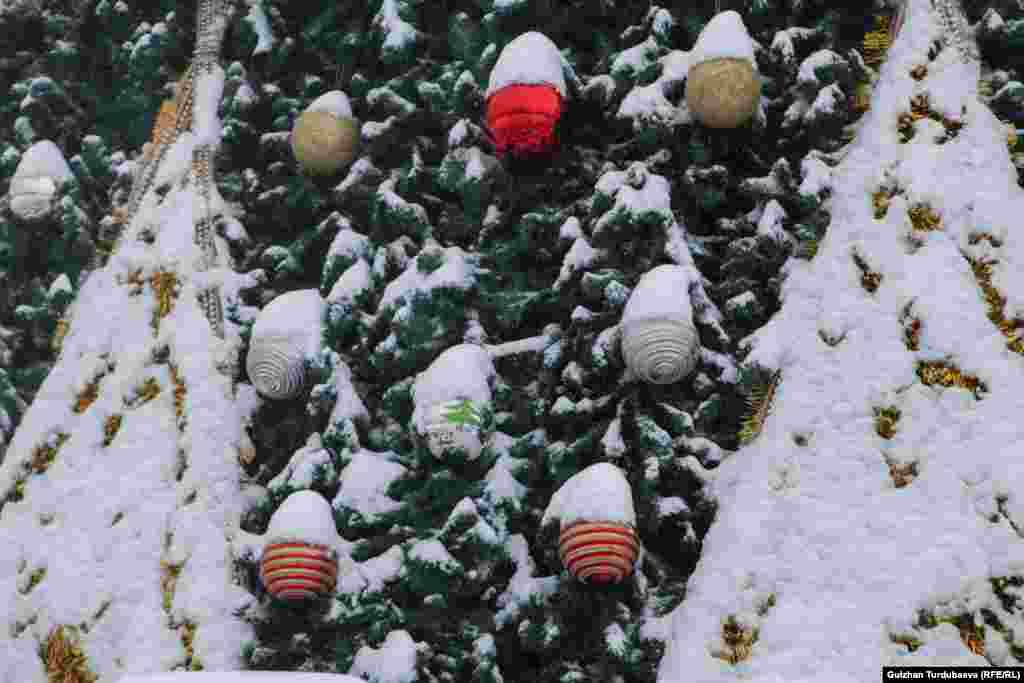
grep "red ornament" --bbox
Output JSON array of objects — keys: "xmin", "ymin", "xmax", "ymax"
[
  {"xmin": 558, "ymin": 521, "xmax": 639, "ymax": 584},
  {"xmin": 485, "ymin": 84, "xmax": 563, "ymax": 159},
  {"xmin": 260, "ymin": 541, "xmax": 338, "ymax": 601}
]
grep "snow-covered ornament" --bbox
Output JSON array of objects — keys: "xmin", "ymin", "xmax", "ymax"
[
  {"xmin": 260, "ymin": 490, "xmax": 341, "ymax": 601},
  {"xmin": 291, "ymin": 91, "xmax": 361, "ymax": 176},
  {"xmin": 246, "ymin": 289, "xmax": 324, "ymax": 400},
  {"xmin": 544, "ymin": 463, "xmax": 639, "ymax": 585},
  {"xmin": 8, "ymin": 140, "xmax": 74, "ymax": 222},
  {"xmin": 485, "ymin": 32, "xmax": 568, "ymax": 158},
  {"xmin": 412, "ymin": 344, "xmax": 495, "ymax": 460},
  {"xmin": 685, "ymin": 11, "xmax": 761, "ymax": 129},
  {"xmin": 620, "ymin": 265, "xmax": 700, "ymax": 385}
]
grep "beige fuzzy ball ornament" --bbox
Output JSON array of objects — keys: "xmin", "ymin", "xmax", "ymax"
[
  {"xmin": 685, "ymin": 11, "xmax": 761, "ymax": 129},
  {"xmin": 291, "ymin": 90, "xmax": 361, "ymax": 176}
]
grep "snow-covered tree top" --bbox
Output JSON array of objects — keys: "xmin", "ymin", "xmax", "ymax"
[
  {"xmin": 11, "ymin": 139, "xmax": 74, "ymax": 183},
  {"xmin": 541, "ymin": 462, "xmax": 636, "ymax": 529},
  {"xmin": 485, "ymin": 31, "xmax": 568, "ymax": 99},
  {"xmin": 412, "ymin": 344, "xmax": 495, "ymax": 431},
  {"xmin": 264, "ymin": 489, "xmax": 340, "ymax": 547},
  {"xmin": 621, "ymin": 264, "xmax": 694, "ymax": 323},
  {"xmin": 251, "ymin": 288, "xmax": 324, "ymax": 350},
  {"xmin": 306, "ymin": 89, "xmax": 354, "ymax": 120},
  {"xmin": 689, "ymin": 10, "xmax": 756, "ymax": 66}
]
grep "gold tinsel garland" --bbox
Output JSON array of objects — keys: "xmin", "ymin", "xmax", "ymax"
[{"xmin": 862, "ymin": 14, "xmax": 893, "ymax": 68}]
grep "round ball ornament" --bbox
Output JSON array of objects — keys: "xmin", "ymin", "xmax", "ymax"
[
  {"xmin": 620, "ymin": 265, "xmax": 701, "ymax": 385},
  {"xmin": 291, "ymin": 90, "xmax": 360, "ymax": 177},
  {"xmin": 685, "ymin": 58, "xmax": 760, "ymax": 129},
  {"xmin": 246, "ymin": 289, "xmax": 324, "ymax": 400},
  {"xmin": 259, "ymin": 490, "xmax": 340, "ymax": 602},
  {"xmin": 685, "ymin": 11, "xmax": 761, "ymax": 130},
  {"xmin": 291, "ymin": 111, "xmax": 360, "ymax": 176}
]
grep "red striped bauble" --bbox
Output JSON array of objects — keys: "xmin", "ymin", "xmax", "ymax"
[
  {"xmin": 558, "ymin": 522, "xmax": 639, "ymax": 585},
  {"xmin": 259, "ymin": 542, "xmax": 338, "ymax": 601}
]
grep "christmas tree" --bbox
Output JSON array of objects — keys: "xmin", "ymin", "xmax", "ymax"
[{"xmin": 1, "ymin": 0, "xmax": 1023, "ymax": 680}]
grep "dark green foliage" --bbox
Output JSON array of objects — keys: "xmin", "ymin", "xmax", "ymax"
[
  {"xmin": 369, "ymin": 287, "xmax": 471, "ymax": 379},
  {"xmin": 383, "ymin": 469, "xmax": 485, "ymax": 532}
]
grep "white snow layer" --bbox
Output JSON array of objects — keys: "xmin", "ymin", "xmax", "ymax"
[
  {"xmin": 264, "ymin": 490, "xmax": 340, "ymax": 548},
  {"xmin": 485, "ymin": 31, "xmax": 568, "ymax": 99},
  {"xmin": 689, "ymin": 10, "xmax": 756, "ymax": 66},
  {"xmin": 378, "ymin": 245, "xmax": 476, "ymax": 311},
  {"xmin": 658, "ymin": 1, "xmax": 1024, "ymax": 681},
  {"xmin": 249, "ymin": 288, "xmax": 324, "ymax": 359},
  {"xmin": 8, "ymin": 139, "xmax": 75, "ymax": 220},
  {"xmin": 349, "ymin": 630, "xmax": 419, "ymax": 683},
  {"xmin": 243, "ymin": 0, "xmax": 275, "ymax": 56},
  {"xmin": 621, "ymin": 264, "xmax": 695, "ymax": 326},
  {"xmin": 306, "ymin": 89, "xmax": 354, "ymax": 120},
  {"xmin": 541, "ymin": 462, "xmax": 636, "ymax": 529},
  {"xmin": 332, "ymin": 449, "xmax": 406, "ymax": 519},
  {"xmin": 0, "ymin": 65, "xmax": 257, "ymax": 680}
]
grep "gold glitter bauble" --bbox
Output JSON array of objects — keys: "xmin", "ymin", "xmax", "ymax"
[
  {"xmin": 290, "ymin": 111, "xmax": 361, "ymax": 176},
  {"xmin": 685, "ymin": 58, "xmax": 761, "ymax": 129}
]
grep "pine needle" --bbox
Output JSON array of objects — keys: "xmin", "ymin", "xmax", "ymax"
[
  {"xmin": 43, "ymin": 625, "xmax": 98, "ymax": 683},
  {"xmin": 900, "ymin": 304, "xmax": 922, "ymax": 351},
  {"xmin": 170, "ymin": 364, "xmax": 186, "ymax": 420},
  {"xmin": 712, "ymin": 616, "xmax": 758, "ymax": 665},
  {"xmin": 51, "ymin": 319, "xmax": 70, "ymax": 354},
  {"xmin": 888, "ymin": 460, "xmax": 918, "ymax": 488},
  {"xmin": 739, "ymin": 371, "xmax": 780, "ymax": 445},
  {"xmin": 872, "ymin": 189, "xmax": 894, "ymax": 219},
  {"xmin": 31, "ymin": 434, "xmax": 70, "ymax": 474},
  {"xmin": 150, "ymin": 270, "xmax": 179, "ymax": 329},
  {"xmin": 102, "ymin": 415, "xmax": 122, "ymax": 447},
  {"xmin": 161, "ymin": 561, "xmax": 181, "ymax": 613},
  {"xmin": 874, "ymin": 407, "xmax": 900, "ymax": 439},
  {"xmin": 968, "ymin": 257, "xmax": 1024, "ymax": 355},
  {"xmin": 131, "ymin": 377, "xmax": 162, "ymax": 407},
  {"xmin": 908, "ymin": 205, "xmax": 941, "ymax": 232},
  {"xmin": 796, "ymin": 237, "xmax": 820, "ymax": 260},
  {"xmin": 916, "ymin": 361, "xmax": 986, "ymax": 397},
  {"xmin": 181, "ymin": 621, "xmax": 203, "ymax": 670},
  {"xmin": 852, "ymin": 251, "xmax": 882, "ymax": 293},
  {"xmin": 72, "ymin": 380, "xmax": 100, "ymax": 414}
]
